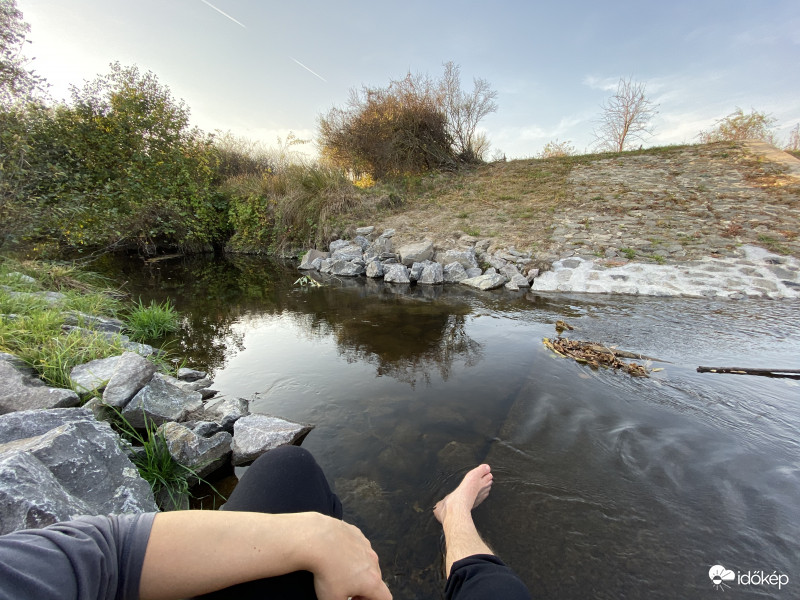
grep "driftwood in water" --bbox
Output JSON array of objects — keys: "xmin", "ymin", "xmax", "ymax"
[
  {"xmin": 544, "ymin": 338, "xmax": 653, "ymax": 377},
  {"xmin": 697, "ymin": 366, "xmax": 800, "ymax": 379}
]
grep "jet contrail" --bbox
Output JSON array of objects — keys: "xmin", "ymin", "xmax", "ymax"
[
  {"xmin": 199, "ymin": 0, "xmax": 246, "ymax": 28},
  {"xmin": 290, "ymin": 57, "xmax": 327, "ymax": 83}
]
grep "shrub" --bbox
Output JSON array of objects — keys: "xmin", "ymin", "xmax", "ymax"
[
  {"xmin": 126, "ymin": 298, "xmax": 180, "ymax": 342},
  {"xmin": 698, "ymin": 108, "xmax": 778, "ymax": 145},
  {"xmin": 538, "ymin": 139, "xmax": 577, "ymax": 159}
]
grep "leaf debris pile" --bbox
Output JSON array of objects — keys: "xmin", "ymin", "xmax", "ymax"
[{"xmin": 543, "ymin": 337, "xmax": 650, "ymax": 377}]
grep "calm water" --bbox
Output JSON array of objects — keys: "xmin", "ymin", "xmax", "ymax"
[{"xmin": 99, "ymin": 255, "xmax": 800, "ymax": 599}]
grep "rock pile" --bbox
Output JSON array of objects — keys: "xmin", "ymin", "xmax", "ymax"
[
  {"xmin": 0, "ymin": 351, "xmax": 313, "ymax": 533},
  {"xmin": 299, "ymin": 226, "xmax": 539, "ymax": 292}
]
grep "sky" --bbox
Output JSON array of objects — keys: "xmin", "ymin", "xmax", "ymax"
[{"xmin": 14, "ymin": 0, "xmax": 800, "ymax": 159}]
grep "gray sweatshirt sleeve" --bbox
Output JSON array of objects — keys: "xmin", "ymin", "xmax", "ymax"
[{"xmin": 0, "ymin": 512, "xmax": 156, "ymax": 600}]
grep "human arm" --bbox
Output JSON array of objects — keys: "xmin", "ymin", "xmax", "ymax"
[{"xmin": 139, "ymin": 510, "xmax": 392, "ymax": 600}]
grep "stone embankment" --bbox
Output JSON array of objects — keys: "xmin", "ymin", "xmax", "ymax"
[
  {"xmin": 343, "ymin": 142, "xmax": 800, "ymax": 298},
  {"xmin": 0, "ymin": 298, "xmax": 312, "ymax": 533}
]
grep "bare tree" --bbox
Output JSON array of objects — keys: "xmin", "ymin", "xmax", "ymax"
[
  {"xmin": 440, "ymin": 61, "xmax": 498, "ymax": 162},
  {"xmin": 786, "ymin": 124, "xmax": 800, "ymax": 152},
  {"xmin": 592, "ymin": 77, "xmax": 657, "ymax": 152}
]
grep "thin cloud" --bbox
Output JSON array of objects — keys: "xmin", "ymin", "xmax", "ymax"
[
  {"xmin": 289, "ymin": 57, "xmax": 327, "ymax": 83},
  {"xmin": 199, "ymin": 0, "xmax": 246, "ymax": 28}
]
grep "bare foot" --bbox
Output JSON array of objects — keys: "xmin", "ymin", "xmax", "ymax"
[{"xmin": 433, "ymin": 464, "xmax": 493, "ymax": 524}]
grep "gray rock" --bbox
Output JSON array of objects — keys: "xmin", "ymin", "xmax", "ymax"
[
  {"xmin": 365, "ymin": 260, "xmax": 384, "ymax": 278},
  {"xmin": 0, "ymin": 407, "xmax": 96, "ymax": 444},
  {"xmin": 436, "ymin": 248, "xmax": 478, "ymax": 269},
  {"xmin": 299, "ymin": 249, "xmax": 329, "ymax": 270},
  {"xmin": 319, "ymin": 259, "xmax": 334, "ymax": 274},
  {"xmin": 443, "ymin": 262, "xmax": 468, "ymax": 283},
  {"xmin": 0, "ymin": 353, "xmax": 80, "ymax": 414},
  {"xmin": 510, "ymin": 274, "xmax": 530, "ymax": 289},
  {"xmin": 4, "ymin": 272, "xmax": 36, "ymax": 285},
  {"xmin": 231, "ymin": 414, "xmax": 314, "ymax": 466},
  {"xmin": 63, "ymin": 312, "xmax": 126, "ymax": 333},
  {"xmin": 526, "ymin": 268, "xmax": 540, "ymax": 281},
  {"xmin": 122, "ymin": 375, "xmax": 203, "ymax": 429},
  {"xmin": 496, "ymin": 251, "xmax": 519, "ymax": 262},
  {"xmin": 465, "ymin": 268, "xmax": 483, "ymax": 278},
  {"xmin": 329, "ymin": 239, "xmax": 350, "ymax": 252},
  {"xmin": 380, "ymin": 229, "xmax": 396, "ymax": 238},
  {"xmin": 475, "ymin": 239, "xmax": 491, "ymax": 252},
  {"xmin": 330, "ymin": 260, "xmax": 365, "ymax": 277},
  {"xmin": 561, "ymin": 258, "xmax": 583, "ymax": 269},
  {"xmin": 177, "ymin": 367, "xmax": 207, "ymax": 382},
  {"xmin": 419, "ymin": 261, "xmax": 444, "ymax": 285},
  {"xmin": 398, "ymin": 240, "xmax": 434, "ymax": 266},
  {"xmin": 460, "ymin": 273, "xmax": 508, "ymax": 291},
  {"xmin": 187, "ymin": 396, "xmax": 249, "ymax": 433},
  {"xmin": 102, "ymin": 352, "xmax": 157, "ymax": 408},
  {"xmin": 353, "ymin": 235, "xmax": 370, "ymax": 251},
  {"xmin": 383, "ymin": 263, "xmax": 411, "ymax": 284},
  {"xmin": 70, "ymin": 355, "xmax": 122, "ymax": 395},
  {"xmin": 331, "ymin": 244, "xmax": 364, "ymax": 262},
  {"xmin": 0, "ymin": 411, "xmax": 157, "ymax": 534},
  {"xmin": 409, "ymin": 262, "xmax": 425, "ymax": 282},
  {"xmin": 5, "ymin": 290, "xmax": 66, "ymax": 305},
  {"xmin": 356, "ymin": 226, "xmax": 375, "ymax": 236},
  {"xmin": 369, "ymin": 236, "xmax": 393, "ymax": 256},
  {"xmin": 486, "ymin": 256, "xmax": 507, "ymax": 270},
  {"xmin": 158, "ymin": 421, "xmax": 232, "ymax": 478},
  {"xmin": 499, "ymin": 264, "xmax": 521, "ymax": 279},
  {"xmin": 190, "ymin": 421, "xmax": 222, "ymax": 437}
]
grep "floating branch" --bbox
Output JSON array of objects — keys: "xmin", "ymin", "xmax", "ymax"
[{"xmin": 697, "ymin": 366, "xmax": 800, "ymax": 379}]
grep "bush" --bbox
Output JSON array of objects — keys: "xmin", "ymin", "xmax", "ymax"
[
  {"xmin": 537, "ymin": 139, "xmax": 577, "ymax": 159},
  {"xmin": 318, "ymin": 63, "xmax": 498, "ymax": 179},
  {"xmin": 699, "ymin": 108, "xmax": 778, "ymax": 145}
]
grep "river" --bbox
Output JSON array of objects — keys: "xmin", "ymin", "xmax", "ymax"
[{"xmin": 98, "ymin": 254, "xmax": 800, "ymax": 599}]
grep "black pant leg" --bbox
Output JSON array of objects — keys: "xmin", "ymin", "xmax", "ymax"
[
  {"xmin": 445, "ymin": 554, "xmax": 532, "ymax": 600},
  {"xmin": 194, "ymin": 445, "xmax": 341, "ymax": 600}
]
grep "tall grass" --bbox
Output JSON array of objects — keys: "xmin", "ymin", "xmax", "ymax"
[{"xmin": 126, "ymin": 298, "xmax": 180, "ymax": 342}]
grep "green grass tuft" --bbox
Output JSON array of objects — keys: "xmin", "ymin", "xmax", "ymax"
[{"xmin": 125, "ymin": 299, "xmax": 181, "ymax": 342}]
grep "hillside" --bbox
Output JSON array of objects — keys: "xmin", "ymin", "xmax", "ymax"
[{"xmin": 345, "ymin": 141, "xmax": 800, "ymax": 267}]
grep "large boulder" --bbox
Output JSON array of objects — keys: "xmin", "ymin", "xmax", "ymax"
[
  {"xmin": 369, "ymin": 236, "xmax": 393, "ymax": 256},
  {"xmin": 0, "ymin": 353, "xmax": 80, "ymax": 414},
  {"xmin": 122, "ymin": 374, "xmax": 203, "ymax": 428},
  {"xmin": 186, "ymin": 396, "xmax": 249, "ymax": 433},
  {"xmin": 460, "ymin": 273, "xmax": 508, "ymax": 291},
  {"xmin": 331, "ymin": 244, "xmax": 364, "ymax": 263},
  {"xmin": 102, "ymin": 351, "xmax": 157, "ymax": 408},
  {"xmin": 418, "ymin": 261, "xmax": 444, "ymax": 285},
  {"xmin": 365, "ymin": 260, "xmax": 384, "ymax": 279},
  {"xmin": 330, "ymin": 260, "xmax": 365, "ymax": 277},
  {"xmin": 62, "ymin": 312, "xmax": 125, "ymax": 333},
  {"xmin": 299, "ymin": 249, "xmax": 329, "ymax": 270},
  {"xmin": 0, "ymin": 408, "xmax": 158, "ymax": 534},
  {"xmin": 398, "ymin": 240, "xmax": 434, "ymax": 266},
  {"xmin": 231, "ymin": 414, "xmax": 314, "ymax": 466},
  {"xmin": 436, "ymin": 249, "xmax": 479, "ymax": 270},
  {"xmin": 383, "ymin": 263, "xmax": 411, "ymax": 284},
  {"xmin": 158, "ymin": 421, "xmax": 232, "ymax": 478},
  {"xmin": 70, "ymin": 355, "xmax": 121, "ymax": 395},
  {"xmin": 443, "ymin": 262, "xmax": 468, "ymax": 283},
  {"xmin": 329, "ymin": 239, "xmax": 350, "ymax": 253}
]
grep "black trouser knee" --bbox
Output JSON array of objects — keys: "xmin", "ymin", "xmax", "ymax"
[{"xmin": 194, "ymin": 445, "xmax": 341, "ymax": 600}]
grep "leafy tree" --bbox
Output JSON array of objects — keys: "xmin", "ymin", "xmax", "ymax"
[
  {"xmin": 0, "ymin": 0, "xmax": 46, "ymax": 106},
  {"xmin": 6, "ymin": 63, "xmax": 226, "ymax": 255},
  {"xmin": 698, "ymin": 107, "xmax": 778, "ymax": 145},
  {"xmin": 592, "ymin": 77, "xmax": 657, "ymax": 152}
]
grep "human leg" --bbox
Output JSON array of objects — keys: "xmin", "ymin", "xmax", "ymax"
[
  {"xmin": 195, "ymin": 445, "xmax": 341, "ymax": 600},
  {"xmin": 434, "ymin": 465, "xmax": 531, "ymax": 600}
]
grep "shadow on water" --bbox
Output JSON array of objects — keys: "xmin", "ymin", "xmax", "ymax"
[{"xmin": 97, "ymin": 254, "xmax": 800, "ymax": 599}]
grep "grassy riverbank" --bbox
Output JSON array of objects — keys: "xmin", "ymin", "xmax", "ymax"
[{"xmin": 0, "ymin": 258, "xmax": 178, "ymax": 388}]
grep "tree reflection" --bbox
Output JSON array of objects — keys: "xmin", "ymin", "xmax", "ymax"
[{"xmin": 95, "ymin": 254, "xmax": 483, "ymax": 385}]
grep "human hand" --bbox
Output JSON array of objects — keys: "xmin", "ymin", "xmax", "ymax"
[{"xmin": 308, "ymin": 516, "xmax": 392, "ymax": 600}]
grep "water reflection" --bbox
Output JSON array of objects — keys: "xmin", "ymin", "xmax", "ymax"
[{"xmin": 96, "ymin": 254, "xmax": 800, "ymax": 600}]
